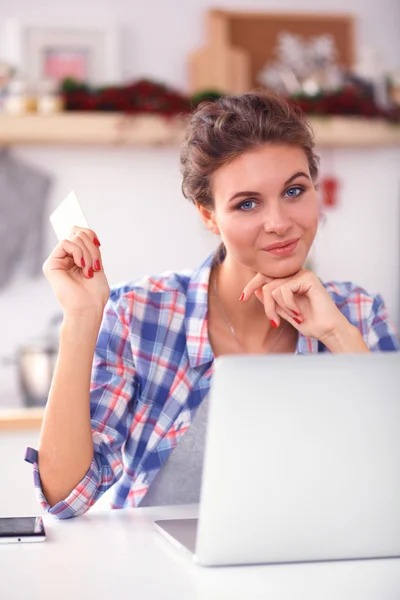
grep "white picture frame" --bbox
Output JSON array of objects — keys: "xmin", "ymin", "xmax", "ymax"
[{"xmin": 22, "ymin": 26, "xmax": 121, "ymax": 86}]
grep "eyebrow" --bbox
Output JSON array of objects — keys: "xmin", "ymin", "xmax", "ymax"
[{"xmin": 227, "ymin": 171, "xmax": 311, "ymax": 203}]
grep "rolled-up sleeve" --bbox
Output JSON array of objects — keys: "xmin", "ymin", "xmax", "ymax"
[
  {"xmin": 25, "ymin": 291, "xmax": 137, "ymax": 519},
  {"xmin": 366, "ymin": 294, "xmax": 400, "ymax": 351}
]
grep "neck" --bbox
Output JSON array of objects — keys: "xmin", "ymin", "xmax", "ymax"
[{"xmin": 212, "ymin": 255, "xmax": 275, "ymax": 340}]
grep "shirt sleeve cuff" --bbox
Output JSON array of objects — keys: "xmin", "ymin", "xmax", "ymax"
[{"xmin": 24, "ymin": 447, "xmax": 104, "ymax": 519}]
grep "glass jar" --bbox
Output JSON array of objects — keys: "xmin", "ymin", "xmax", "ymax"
[{"xmin": 36, "ymin": 79, "xmax": 64, "ymax": 114}]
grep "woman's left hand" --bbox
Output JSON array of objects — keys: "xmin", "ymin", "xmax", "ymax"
[{"xmin": 241, "ymin": 269, "xmax": 362, "ymax": 349}]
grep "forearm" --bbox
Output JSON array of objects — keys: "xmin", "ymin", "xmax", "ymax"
[
  {"xmin": 321, "ymin": 319, "xmax": 370, "ymax": 354},
  {"xmin": 38, "ymin": 312, "xmax": 102, "ymax": 506}
]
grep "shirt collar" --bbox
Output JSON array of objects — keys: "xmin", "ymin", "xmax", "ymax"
[
  {"xmin": 185, "ymin": 252, "xmax": 215, "ymax": 368},
  {"xmin": 185, "ymin": 251, "xmax": 320, "ymax": 367}
]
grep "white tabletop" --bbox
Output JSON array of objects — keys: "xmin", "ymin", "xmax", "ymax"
[{"xmin": 1, "ymin": 504, "xmax": 400, "ymax": 600}]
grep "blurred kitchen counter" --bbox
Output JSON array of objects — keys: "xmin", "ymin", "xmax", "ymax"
[{"xmin": 0, "ymin": 407, "xmax": 44, "ymax": 430}]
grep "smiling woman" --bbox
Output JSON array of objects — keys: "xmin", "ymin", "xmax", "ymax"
[
  {"xmin": 181, "ymin": 94, "xmax": 319, "ymax": 286},
  {"xmin": 26, "ymin": 90, "xmax": 399, "ymax": 520}
]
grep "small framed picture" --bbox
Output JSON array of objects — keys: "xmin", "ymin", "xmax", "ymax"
[
  {"xmin": 42, "ymin": 47, "xmax": 90, "ymax": 82},
  {"xmin": 23, "ymin": 26, "xmax": 121, "ymax": 85}
]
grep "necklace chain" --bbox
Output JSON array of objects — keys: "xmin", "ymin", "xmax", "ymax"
[
  {"xmin": 212, "ymin": 276, "xmax": 243, "ymax": 347},
  {"xmin": 212, "ymin": 274, "xmax": 287, "ymax": 352}
]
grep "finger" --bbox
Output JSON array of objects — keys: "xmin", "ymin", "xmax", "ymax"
[
  {"xmin": 241, "ymin": 273, "xmax": 274, "ymax": 302},
  {"xmin": 59, "ymin": 239, "xmax": 94, "ymax": 278},
  {"xmin": 71, "ymin": 226, "xmax": 101, "ymax": 247},
  {"xmin": 254, "ymin": 289, "xmax": 264, "ymax": 304},
  {"xmin": 72, "ymin": 231, "xmax": 102, "ymax": 271},
  {"xmin": 276, "ymin": 306, "xmax": 304, "ymax": 330},
  {"xmin": 70, "ymin": 236, "xmax": 98, "ymax": 277},
  {"xmin": 272, "ymin": 286, "xmax": 303, "ymax": 323},
  {"xmin": 45, "ymin": 239, "xmax": 93, "ymax": 278},
  {"xmin": 288, "ymin": 277, "xmax": 313, "ymax": 296},
  {"xmin": 261, "ymin": 284, "xmax": 281, "ymax": 328}
]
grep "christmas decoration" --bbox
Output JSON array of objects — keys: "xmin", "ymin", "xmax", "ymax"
[
  {"xmin": 257, "ymin": 31, "xmax": 400, "ymax": 123},
  {"xmin": 190, "ymin": 90, "xmax": 224, "ymax": 105},
  {"xmin": 56, "ymin": 75, "xmax": 399, "ymax": 124},
  {"xmin": 258, "ymin": 32, "xmax": 343, "ymax": 97},
  {"xmin": 60, "ymin": 78, "xmax": 192, "ymax": 117},
  {"xmin": 289, "ymin": 85, "xmax": 400, "ymax": 122},
  {"xmin": 321, "ymin": 176, "xmax": 340, "ymax": 208}
]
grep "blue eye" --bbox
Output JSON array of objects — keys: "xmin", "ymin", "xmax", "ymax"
[
  {"xmin": 284, "ymin": 186, "xmax": 304, "ymax": 199},
  {"xmin": 238, "ymin": 200, "xmax": 257, "ymax": 211}
]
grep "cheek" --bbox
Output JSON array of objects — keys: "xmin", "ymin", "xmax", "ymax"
[
  {"xmin": 293, "ymin": 196, "xmax": 319, "ymax": 232},
  {"xmin": 300, "ymin": 211, "xmax": 318, "ymax": 235},
  {"xmin": 218, "ymin": 213, "xmax": 258, "ymax": 245}
]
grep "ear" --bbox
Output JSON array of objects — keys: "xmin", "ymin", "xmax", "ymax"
[{"xmin": 195, "ymin": 202, "xmax": 220, "ymax": 235}]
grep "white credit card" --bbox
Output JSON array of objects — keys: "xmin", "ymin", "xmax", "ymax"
[{"xmin": 50, "ymin": 191, "xmax": 90, "ymax": 241}]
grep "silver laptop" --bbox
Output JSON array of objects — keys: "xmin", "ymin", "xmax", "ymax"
[{"xmin": 154, "ymin": 352, "xmax": 400, "ymax": 566}]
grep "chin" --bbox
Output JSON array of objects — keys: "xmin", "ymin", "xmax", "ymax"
[{"xmin": 257, "ymin": 256, "xmax": 304, "ymax": 279}]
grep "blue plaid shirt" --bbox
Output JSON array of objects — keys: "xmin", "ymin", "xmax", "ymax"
[{"xmin": 25, "ymin": 252, "xmax": 399, "ymax": 518}]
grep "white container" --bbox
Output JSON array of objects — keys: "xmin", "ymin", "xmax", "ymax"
[
  {"xmin": 37, "ymin": 79, "xmax": 63, "ymax": 114},
  {"xmin": 3, "ymin": 79, "xmax": 30, "ymax": 114}
]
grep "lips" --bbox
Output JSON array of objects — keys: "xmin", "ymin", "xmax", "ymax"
[
  {"xmin": 263, "ymin": 238, "xmax": 300, "ymax": 251},
  {"xmin": 264, "ymin": 238, "xmax": 300, "ymax": 256}
]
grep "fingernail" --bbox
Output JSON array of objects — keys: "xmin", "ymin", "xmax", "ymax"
[
  {"xmin": 270, "ymin": 320, "xmax": 279, "ymax": 329},
  {"xmin": 94, "ymin": 260, "xmax": 101, "ymax": 271},
  {"xmin": 239, "ymin": 293, "xmax": 244, "ymax": 302},
  {"xmin": 88, "ymin": 267, "xmax": 94, "ymax": 278},
  {"xmin": 93, "ymin": 238, "xmax": 101, "ymax": 247},
  {"xmin": 81, "ymin": 258, "xmax": 85, "ymax": 267},
  {"xmin": 294, "ymin": 317, "xmax": 302, "ymax": 325},
  {"xmin": 292, "ymin": 310, "xmax": 300, "ymax": 316}
]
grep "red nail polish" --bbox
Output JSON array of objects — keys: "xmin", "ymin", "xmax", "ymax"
[
  {"xmin": 81, "ymin": 258, "xmax": 85, "ymax": 267},
  {"xmin": 94, "ymin": 260, "xmax": 101, "ymax": 271},
  {"xmin": 270, "ymin": 320, "xmax": 278, "ymax": 329},
  {"xmin": 93, "ymin": 238, "xmax": 101, "ymax": 248},
  {"xmin": 239, "ymin": 293, "xmax": 244, "ymax": 302},
  {"xmin": 294, "ymin": 317, "xmax": 302, "ymax": 325},
  {"xmin": 88, "ymin": 267, "xmax": 94, "ymax": 278},
  {"xmin": 292, "ymin": 310, "xmax": 300, "ymax": 316}
]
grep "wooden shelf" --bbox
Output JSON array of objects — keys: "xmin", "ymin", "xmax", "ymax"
[
  {"xmin": 309, "ymin": 116, "xmax": 400, "ymax": 148},
  {"xmin": 0, "ymin": 112, "xmax": 188, "ymax": 146},
  {"xmin": 0, "ymin": 113, "xmax": 399, "ymax": 148}
]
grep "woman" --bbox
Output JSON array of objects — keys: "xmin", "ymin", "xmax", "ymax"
[{"xmin": 26, "ymin": 91, "xmax": 399, "ymax": 518}]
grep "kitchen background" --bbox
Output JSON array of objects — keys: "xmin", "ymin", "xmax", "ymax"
[{"xmin": 0, "ymin": 0, "xmax": 399, "ymax": 515}]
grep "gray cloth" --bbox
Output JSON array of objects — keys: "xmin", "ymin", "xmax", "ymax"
[
  {"xmin": 140, "ymin": 395, "xmax": 209, "ymax": 506},
  {"xmin": 0, "ymin": 148, "xmax": 52, "ymax": 290}
]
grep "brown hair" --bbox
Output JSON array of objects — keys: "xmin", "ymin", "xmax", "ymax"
[{"xmin": 180, "ymin": 90, "xmax": 319, "ymax": 209}]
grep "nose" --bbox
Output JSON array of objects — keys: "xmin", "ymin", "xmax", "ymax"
[{"xmin": 262, "ymin": 202, "xmax": 292, "ymax": 236}]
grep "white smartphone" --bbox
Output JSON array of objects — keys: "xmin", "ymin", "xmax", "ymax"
[
  {"xmin": 49, "ymin": 191, "xmax": 90, "ymax": 242},
  {"xmin": 0, "ymin": 516, "xmax": 46, "ymax": 544}
]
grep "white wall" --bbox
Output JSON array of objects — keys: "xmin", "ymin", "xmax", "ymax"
[
  {"xmin": 0, "ymin": 0, "xmax": 399, "ymax": 412},
  {"xmin": 1, "ymin": 0, "xmax": 400, "ymax": 83},
  {"xmin": 314, "ymin": 147, "xmax": 400, "ymax": 309}
]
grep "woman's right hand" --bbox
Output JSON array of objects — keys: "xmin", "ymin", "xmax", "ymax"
[{"xmin": 43, "ymin": 227, "xmax": 110, "ymax": 318}]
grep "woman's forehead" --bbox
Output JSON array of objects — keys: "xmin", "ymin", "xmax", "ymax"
[{"xmin": 212, "ymin": 145, "xmax": 310, "ymax": 197}]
